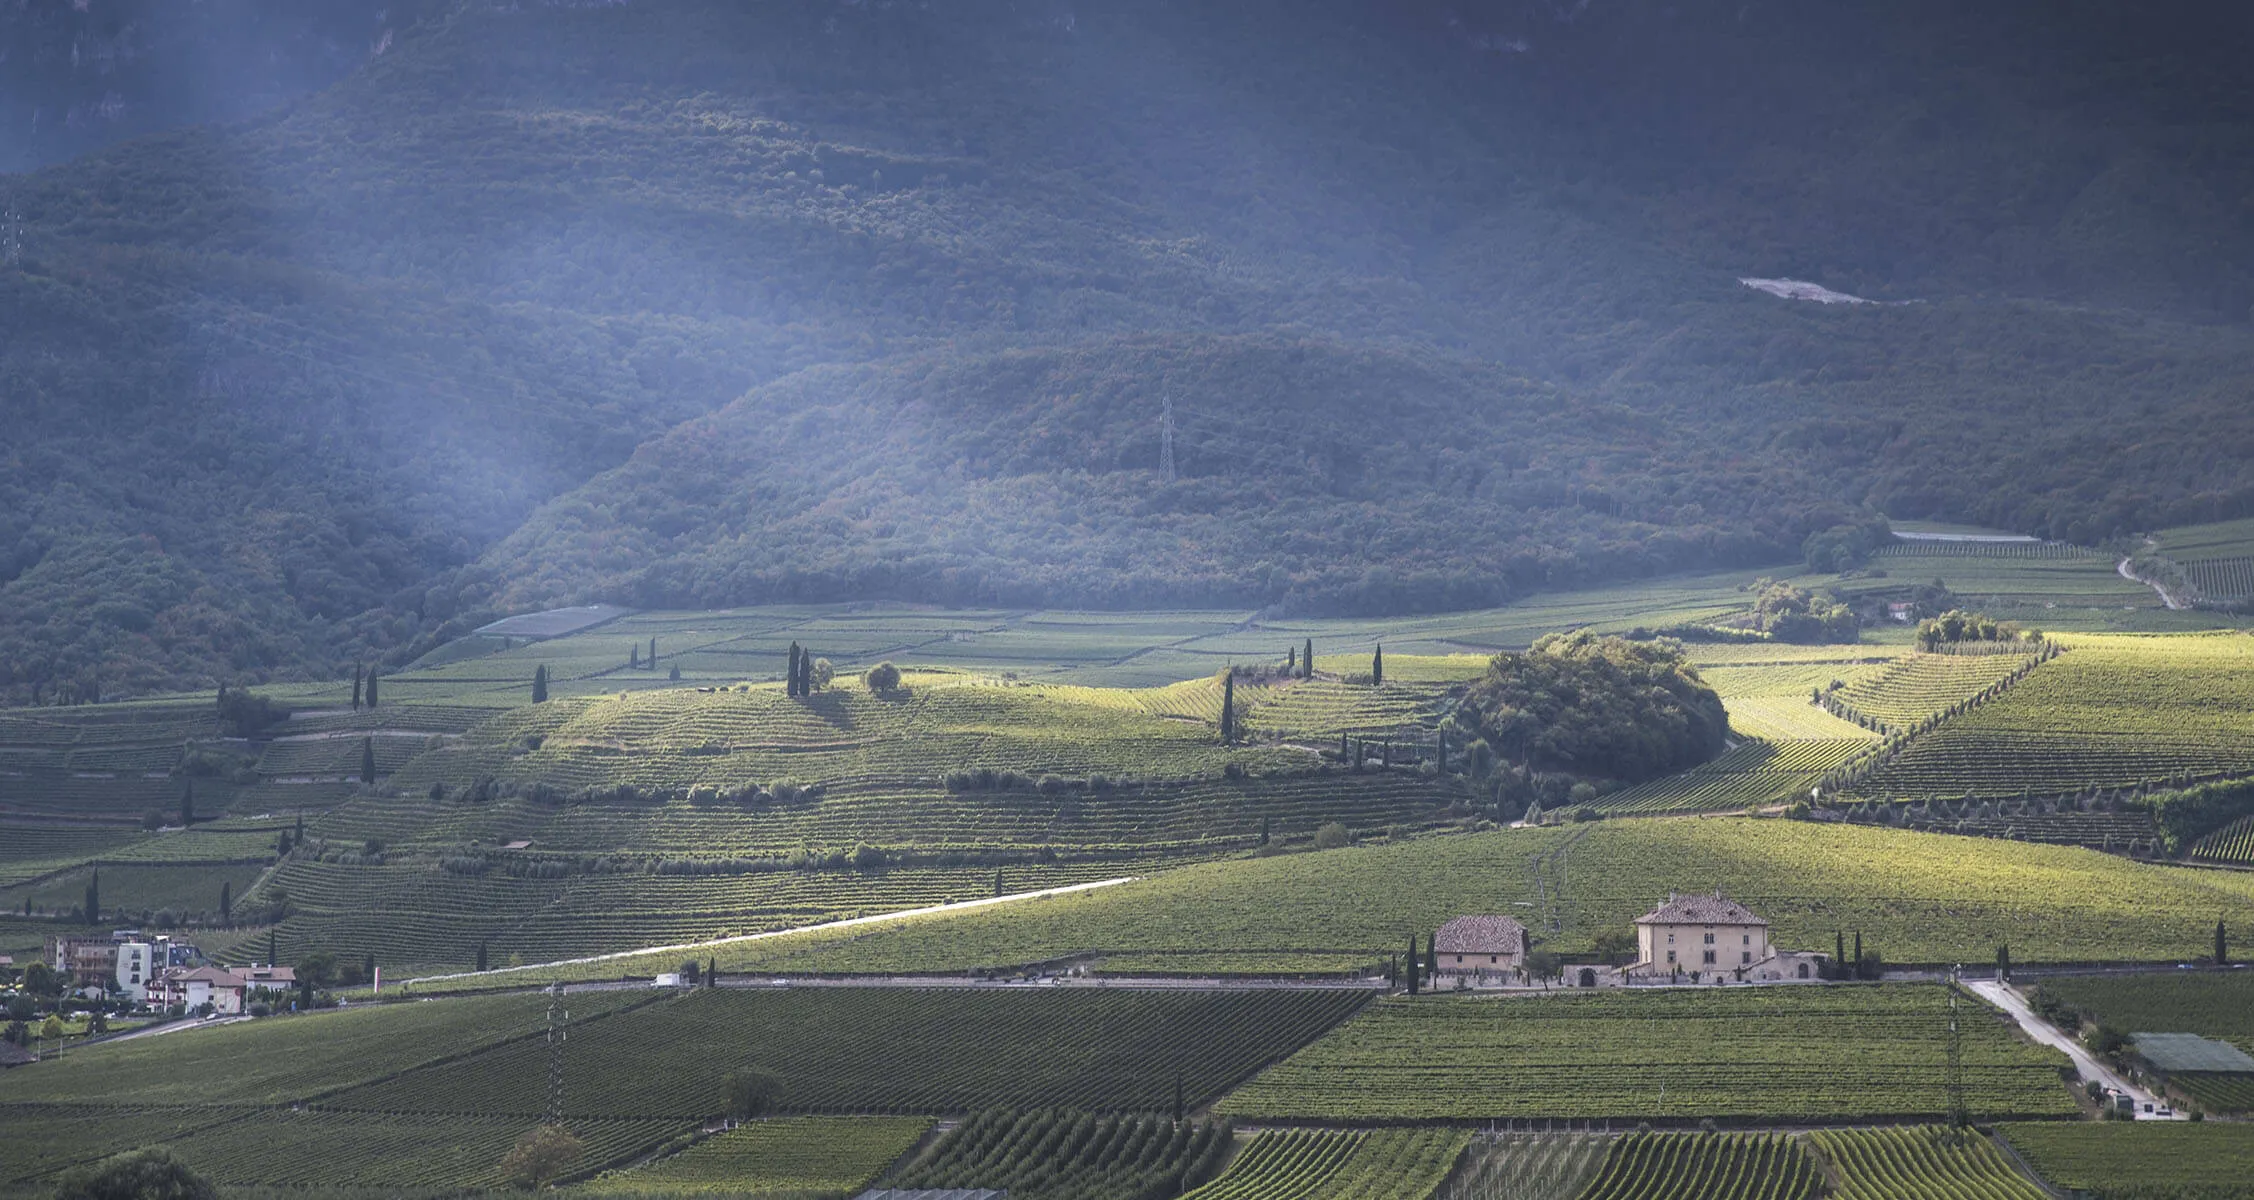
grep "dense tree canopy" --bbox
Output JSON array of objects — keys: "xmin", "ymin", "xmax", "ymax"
[
  {"xmin": 1, "ymin": 0, "xmax": 2252, "ymax": 697},
  {"xmin": 1453, "ymin": 633, "xmax": 1730, "ymax": 785}
]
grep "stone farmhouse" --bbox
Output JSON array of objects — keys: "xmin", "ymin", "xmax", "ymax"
[
  {"xmin": 1433, "ymin": 915, "xmax": 1527, "ymax": 986},
  {"xmin": 1625, "ymin": 891, "xmax": 1824, "ymax": 983}
]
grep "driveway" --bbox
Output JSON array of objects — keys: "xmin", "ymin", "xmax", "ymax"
[{"xmin": 1965, "ymin": 979, "xmax": 2182, "ymax": 1120}]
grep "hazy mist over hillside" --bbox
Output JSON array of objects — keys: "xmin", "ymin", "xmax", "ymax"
[{"xmin": 2, "ymin": 0, "xmax": 2252, "ymax": 700}]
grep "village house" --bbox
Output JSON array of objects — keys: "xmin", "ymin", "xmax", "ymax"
[
  {"xmin": 1433, "ymin": 914, "xmax": 1528, "ymax": 987},
  {"xmin": 146, "ymin": 966, "xmax": 250, "ymax": 1015},
  {"xmin": 1625, "ymin": 891, "xmax": 1824, "ymax": 983}
]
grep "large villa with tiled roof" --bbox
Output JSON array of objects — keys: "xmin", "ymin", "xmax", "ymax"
[{"xmin": 1625, "ymin": 891, "xmax": 1825, "ymax": 983}]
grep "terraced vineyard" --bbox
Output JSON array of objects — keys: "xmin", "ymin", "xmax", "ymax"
[
  {"xmin": 1433, "ymin": 1133, "xmax": 1612, "ymax": 1200},
  {"xmin": 1178, "ymin": 1128, "xmax": 1467, "ymax": 1200},
  {"xmin": 1575, "ymin": 1132, "xmax": 1822, "ymax": 1200},
  {"xmin": 1843, "ymin": 635, "xmax": 2254, "ymax": 802},
  {"xmin": 0, "ymin": 1106, "xmax": 247, "ymax": 1191},
  {"xmin": 2180, "ymin": 558, "xmax": 2254, "ymax": 601},
  {"xmin": 892, "ymin": 1109, "xmax": 1228, "ymax": 1199},
  {"xmin": 2002, "ymin": 1122, "xmax": 2254, "ymax": 1199},
  {"xmin": 327, "ymin": 987, "xmax": 1371, "ymax": 1118},
  {"xmin": 1217, "ymin": 986, "xmax": 2075, "ymax": 1123},
  {"xmin": 586, "ymin": 1116, "xmax": 932, "ymax": 1196},
  {"xmin": 1811, "ymin": 1127, "xmax": 2047, "ymax": 1200},
  {"xmin": 1886, "ymin": 805, "xmax": 2162, "ymax": 850},
  {"xmin": 2189, "ymin": 814, "xmax": 2254, "ymax": 865}
]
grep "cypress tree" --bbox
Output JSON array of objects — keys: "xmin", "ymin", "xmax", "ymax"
[
  {"xmin": 476, "ymin": 942, "xmax": 489, "ymax": 972},
  {"xmin": 1259, "ymin": 816, "xmax": 1271, "ymax": 846},
  {"xmin": 2218, "ymin": 920, "xmax": 2229, "ymax": 967},
  {"xmin": 1303, "ymin": 638, "xmax": 1314, "ymax": 679},
  {"xmin": 352, "ymin": 663, "xmax": 364, "ymax": 710},
  {"xmin": 219, "ymin": 882, "xmax": 231, "ymax": 925},
  {"xmin": 1286, "ymin": 645, "xmax": 1295, "ymax": 672},
  {"xmin": 649, "ymin": 637, "xmax": 658, "ymax": 669},
  {"xmin": 1220, "ymin": 669, "xmax": 1235, "ymax": 744},
  {"xmin": 365, "ymin": 671, "xmax": 378, "ymax": 709},
  {"xmin": 360, "ymin": 737, "xmax": 377, "ymax": 785},
  {"xmin": 180, "ymin": 781, "xmax": 194, "ymax": 827},
  {"xmin": 298, "ymin": 975, "xmax": 312, "ymax": 1011},
  {"xmin": 1372, "ymin": 643, "xmax": 1384, "ymax": 686},
  {"xmin": 532, "ymin": 665, "xmax": 548, "ymax": 703},
  {"xmin": 363, "ymin": 953, "xmax": 376, "ymax": 985},
  {"xmin": 1996, "ymin": 943, "xmax": 2010, "ymax": 980},
  {"xmin": 84, "ymin": 870, "xmax": 99, "ymax": 925},
  {"xmin": 1406, "ymin": 934, "xmax": 1420, "ymax": 995},
  {"xmin": 1835, "ymin": 930, "xmax": 1845, "ymax": 974},
  {"xmin": 995, "ymin": 868, "xmax": 1005, "ymax": 896},
  {"xmin": 631, "ymin": 644, "xmax": 641, "ymax": 669},
  {"xmin": 1853, "ymin": 931, "xmax": 1864, "ymax": 977},
  {"xmin": 708, "ymin": 956, "xmax": 717, "ymax": 987},
  {"xmin": 1427, "ymin": 934, "xmax": 1439, "ymax": 982},
  {"xmin": 787, "ymin": 644, "xmax": 802, "ymax": 697}
]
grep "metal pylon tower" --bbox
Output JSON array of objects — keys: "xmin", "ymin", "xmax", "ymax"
[
  {"xmin": 1159, "ymin": 393, "xmax": 1176, "ymax": 480},
  {"xmin": 546, "ymin": 983, "xmax": 569, "ymax": 1127}
]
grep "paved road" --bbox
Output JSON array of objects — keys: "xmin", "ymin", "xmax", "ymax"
[{"xmin": 1965, "ymin": 979, "xmax": 2182, "ymax": 1120}]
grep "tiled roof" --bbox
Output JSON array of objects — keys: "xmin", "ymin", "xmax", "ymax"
[
  {"xmin": 1434, "ymin": 915, "xmax": 1528, "ymax": 955},
  {"xmin": 1633, "ymin": 892, "xmax": 1768, "ymax": 926}
]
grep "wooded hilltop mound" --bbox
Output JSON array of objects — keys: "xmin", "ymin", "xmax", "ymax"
[{"xmin": 3, "ymin": 0, "xmax": 2253, "ymax": 697}]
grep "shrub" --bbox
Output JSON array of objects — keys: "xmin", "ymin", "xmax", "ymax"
[
  {"xmin": 864, "ymin": 661, "xmax": 903, "ymax": 693},
  {"xmin": 726, "ymin": 1068, "xmax": 783, "ymax": 1118},
  {"xmin": 52, "ymin": 1150, "xmax": 216, "ymax": 1200},
  {"xmin": 499, "ymin": 1125, "xmax": 585, "ymax": 1189},
  {"xmin": 1313, "ymin": 822, "xmax": 1351, "ymax": 849}
]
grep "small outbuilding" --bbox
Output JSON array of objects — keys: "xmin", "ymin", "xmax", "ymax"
[{"xmin": 1434, "ymin": 915, "xmax": 1528, "ymax": 987}]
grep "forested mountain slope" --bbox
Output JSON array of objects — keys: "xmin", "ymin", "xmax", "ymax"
[{"xmin": 3, "ymin": 0, "xmax": 2252, "ymax": 699}]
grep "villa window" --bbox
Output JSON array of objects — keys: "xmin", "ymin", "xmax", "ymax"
[
  {"xmin": 1741, "ymin": 951, "xmax": 1751, "ymax": 964},
  {"xmin": 1702, "ymin": 950, "xmax": 1716, "ymax": 965},
  {"xmin": 1702, "ymin": 932, "xmax": 1714, "ymax": 945},
  {"xmin": 1667, "ymin": 950, "xmax": 1677, "ymax": 964}
]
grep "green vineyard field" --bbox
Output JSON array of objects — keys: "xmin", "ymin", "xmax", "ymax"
[
  {"xmin": 1845, "ymin": 635, "xmax": 2254, "ymax": 801},
  {"xmin": 1590, "ymin": 739, "xmax": 1868, "ymax": 814},
  {"xmin": 325, "ymin": 987, "xmax": 1370, "ymax": 1119},
  {"xmin": 396, "ymin": 817, "xmax": 2254, "ymax": 989},
  {"xmin": 163, "ymin": 1110, "xmax": 686, "ymax": 1190},
  {"xmin": 1432, "ymin": 1133, "xmax": 1611, "ymax": 1200},
  {"xmin": 892, "ymin": 1109, "xmax": 1227, "ymax": 1199},
  {"xmin": 2032, "ymin": 974, "xmax": 2254, "ymax": 1056},
  {"xmin": 2002, "ymin": 1122, "xmax": 2254, "ymax": 1199},
  {"xmin": 1216, "ymin": 986, "xmax": 2076, "ymax": 1123},
  {"xmin": 1575, "ymin": 1132, "xmax": 1822, "ymax": 1200},
  {"xmin": 586, "ymin": 1116, "xmax": 932, "ymax": 1196},
  {"xmin": 0, "ymin": 991, "xmax": 653, "ymax": 1108},
  {"xmin": 1829, "ymin": 652, "xmax": 2041, "ymax": 733},
  {"xmin": 2189, "ymin": 814, "xmax": 2254, "ymax": 865},
  {"xmin": 1178, "ymin": 1128, "xmax": 1467, "ymax": 1200},
  {"xmin": 1811, "ymin": 1127, "xmax": 2047, "ymax": 1200}
]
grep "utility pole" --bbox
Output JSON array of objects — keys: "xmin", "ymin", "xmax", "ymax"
[
  {"xmin": 1, "ymin": 205, "xmax": 20, "ymax": 267},
  {"xmin": 1159, "ymin": 393, "xmax": 1176, "ymax": 481},
  {"xmin": 1946, "ymin": 968, "xmax": 1966, "ymax": 1133},
  {"xmin": 546, "ymin": 982, "xmax": 568, "ymax": 1127}
]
